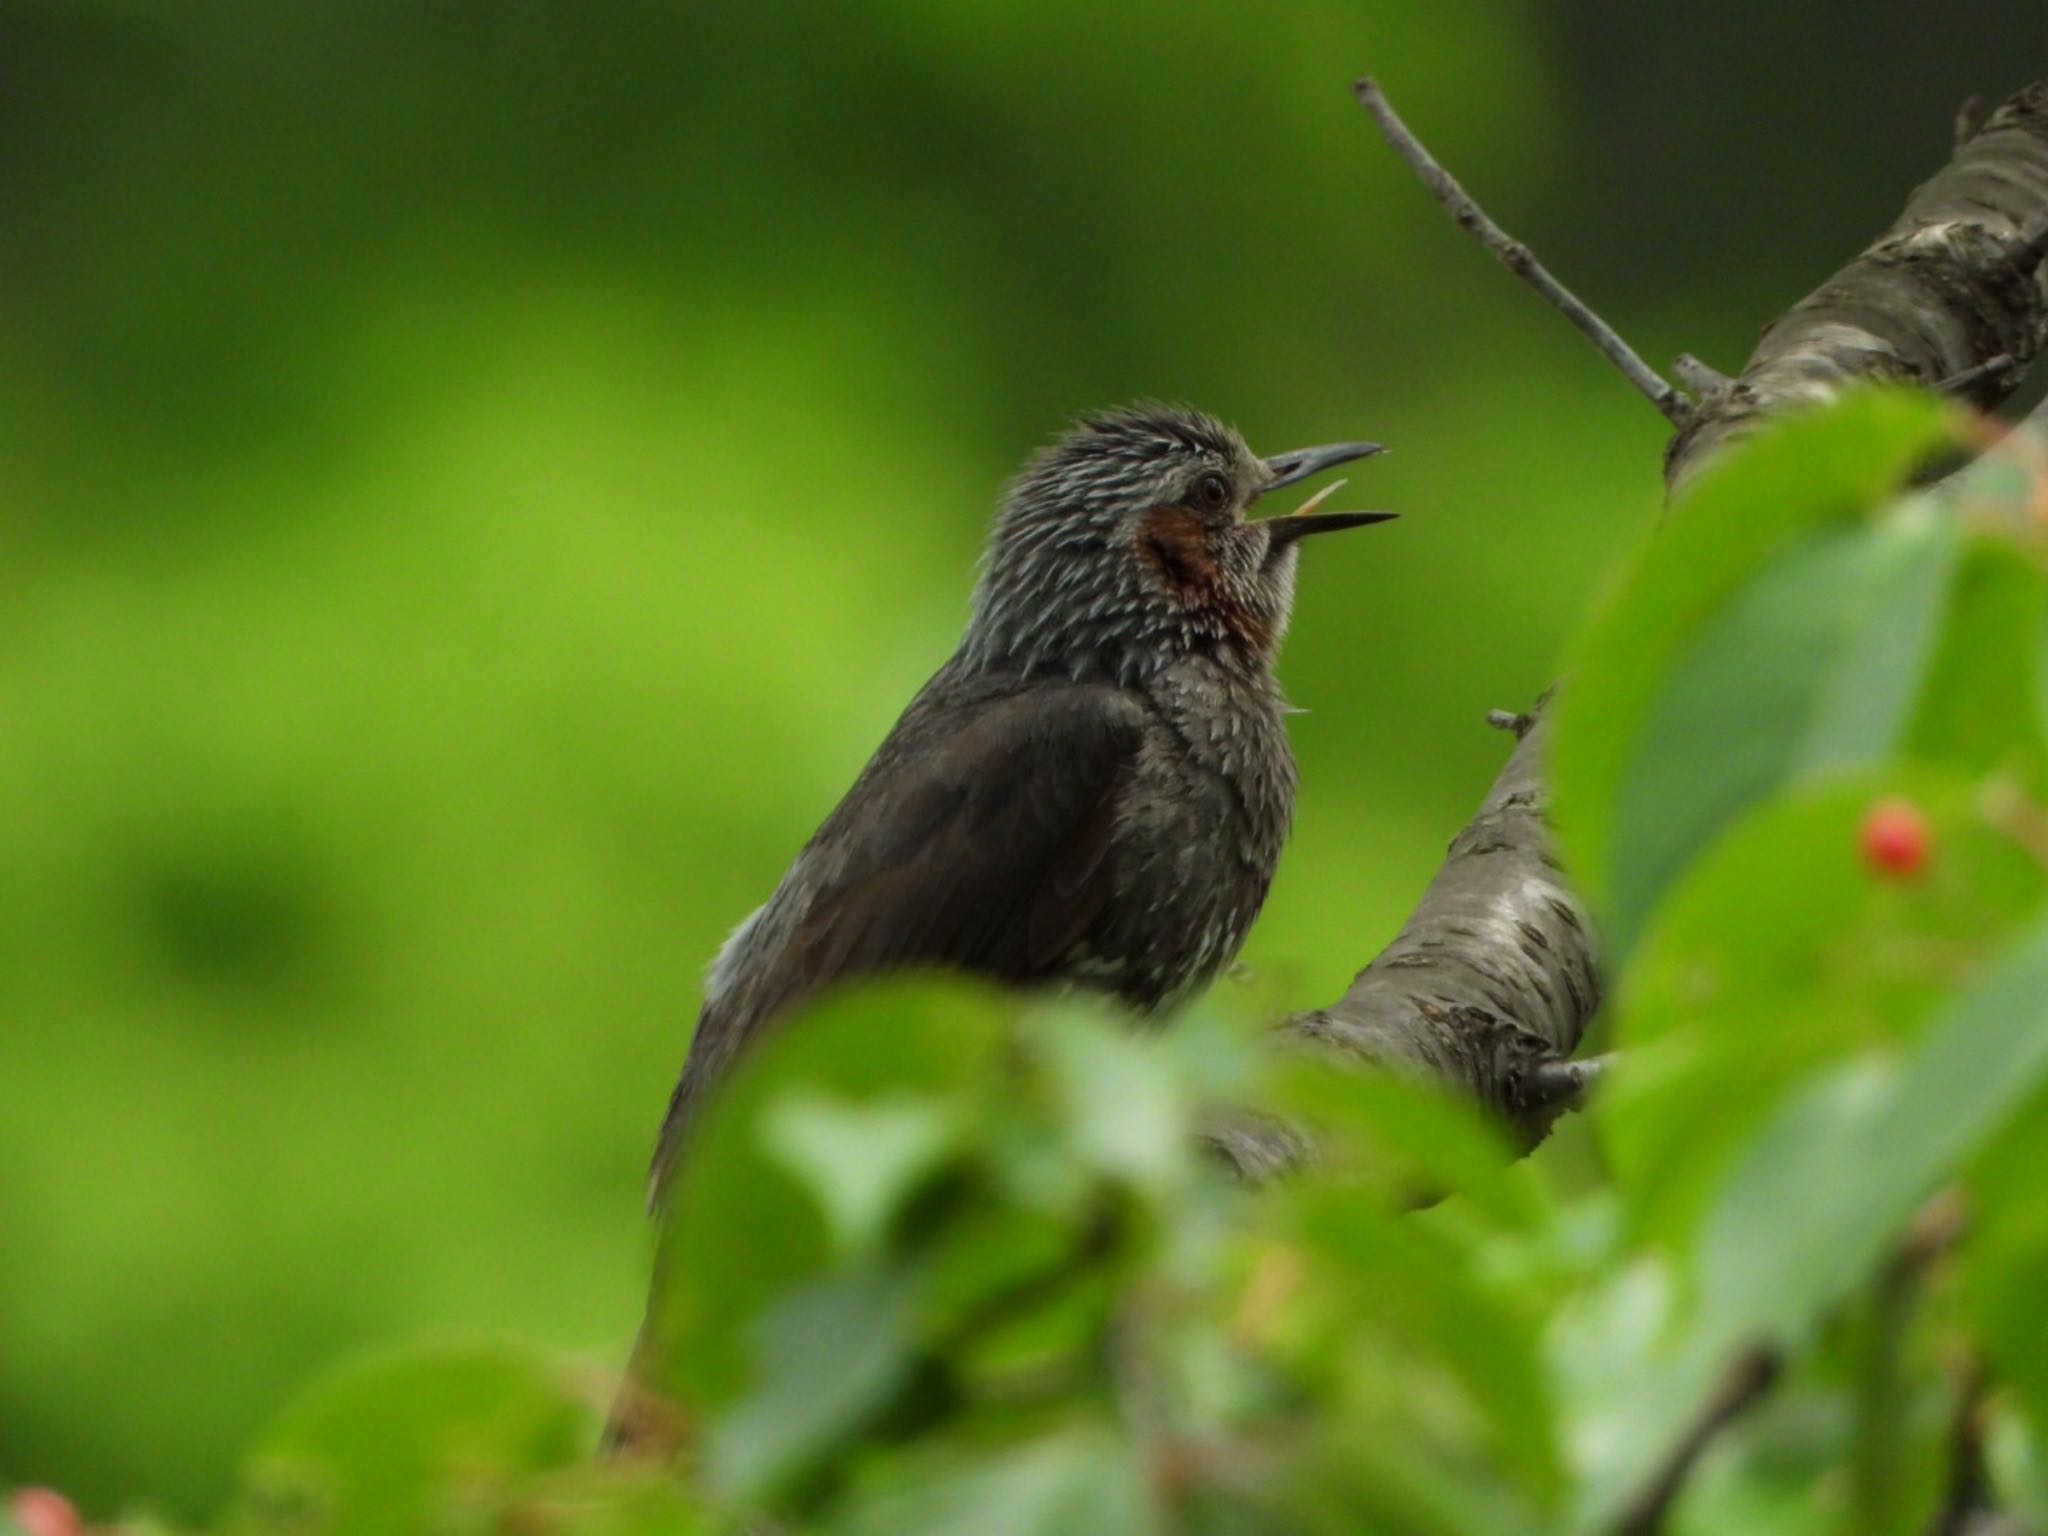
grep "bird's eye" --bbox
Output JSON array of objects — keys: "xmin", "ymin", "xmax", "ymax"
[{"xmin": 1193, "ymin": 471, "xmax": 1231, "ymax": 511}]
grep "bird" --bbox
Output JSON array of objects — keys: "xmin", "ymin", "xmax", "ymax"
[{"xmin": 644, "ymin": 403, "xmax": 1391, "ymax": 1207}]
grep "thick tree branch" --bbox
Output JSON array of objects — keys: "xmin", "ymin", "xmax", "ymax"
[
  {"xmin": 1210, "ymin": 79, "xmax": 2048, "ymax": 1178},
  {"xmin": 1668, "ymin": 83, "xmax": 2048, "ymax": 485}
]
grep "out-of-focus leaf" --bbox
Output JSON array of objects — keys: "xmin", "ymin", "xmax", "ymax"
[
  {"xmin": 1550, "ymin": 1256, "xmax": 1724, "ymax": 1532},
  {"xmin": 1574, "ymin": 919, "xmax": 2048, "ymax": 1531},
  {"xmin": 654, "ymin": 980, "xmax": 1210, "ymax": 1517},
  {"xmin": 708, "ymin": 1270, "xmax": 919, "ymax": 1503},
  {"xmin": 1904, "ymin": 536, "xmax": 2048, "ymax": 791},
  {"xmin": 1261, "ymin": 1056, "xmax": 1538, "ymax": 1230},
  {"xmin": 1551, "ymin": 388, "xmax": 1960, "ymax": 936},
  {"xmin": 821, "ymin": 1430, "xmax": 1149, "ymax": 1536},
  {"xmin": 1697, "ymin": 917, "xmax": 2048, "ymax": 1351},
  {"xmin": 761, "ymin": 1090, "xmax": 961, "ymax": 1258},
  {"xmin": 1601, "ymin": 773, "xmax": 2046, "ymax": 1249},
  {"xmin": 504, "ymin": 1463, "xmax": 719, "ymax": 1536},
  {"xmin": 1282, "ymin": 1183, "xmax": 1564, "ymax": 1513},
  {"xmin": 1984, "ymin": 1401, "xmax": 2048, "ymax": 1532},
  {"xmin": 1283, "ymin": 1391, "xmax": 1552, "ymax": 1536},
  {"xmin": 220, "ymin": 1346, "xmax": 590, "ymax": 1536},
  {"xmin": 647, "ymin": 977, "xmax": 1010, "ymax": 1406},
  {"xmin": 1038, "ymin": 1005, "xmax": 1189, "ymax": 1193},
  {"xmin": 1962, "ymin": 1086, "xmax": 2048, "ymax": 1430},
  {"xmin": 1607, "ymin": 504, "xmax": 1960, "ymax": 941}
]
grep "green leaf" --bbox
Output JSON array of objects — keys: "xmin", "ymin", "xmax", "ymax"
[
  {"xmin": 761, "ymin": 1090, "xmax": 962, "ymax": 1258},
  {"xmin": 1261, "ymin": 1055, "xmax": 1537, "ymax": 1229},
  {"xmin": 501, "ymin": 1463, "xmax": 719, "ymax": 1536},
  {"xmin": 1572, "ymin": 909, "xmax": 2048, "ymax": 1531},
  {"xmin": 1962, "ymin": 1086, "xmax": 2048, "ymax": 1430},
  {"xmin": 646, "ymin": 977, "xmax": 1011, "ymax": 1407},
  {"xmin": 1606, "ymin": 505, "xmax": 1960, "ymax": 939},
  {"xmin": 1282, "ymin": 1183, "xmax": 1564, "ymax": 1512},
  {"xmin": 1984, "ymin": 1401, "xmax": 2048, "ymax": 1532},
  {"xmin": 221, "ymin": 1346, "xmax": 591, "ymax": 1536},
  {"xmin": 1551, "ymin": 389, "xmax": 1961, "ymax": 939},
  {"xmin": 708, "ymin": 1269, "xmax": 919, "ymax": 1502},
  {"xmin": 1696, "ymin": 917, "xmax": 2048, "ymax": 1351},
  {"xmin": 821, "ymin": 1429, "xmax": 1149, "ymax": 1536},
  {"xmin": 1904, "ymin": 535, "xmax": 2048, "ymax": 789},
  {"xmin": 1600, "ymin": 773, "xmax": 2046, "ymax": 1250},
  {"xmin": 1038, "ymin": 1005, "xmax": 1190, "ymax": 1193}
]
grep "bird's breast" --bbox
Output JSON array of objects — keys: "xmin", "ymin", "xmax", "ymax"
[{"xmin": 1080, "ymin": 661, "xmax": 1295, "ymax": 1011}]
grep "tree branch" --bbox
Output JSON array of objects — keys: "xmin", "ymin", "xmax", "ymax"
[
  {"xmin": 1666, "ymin": 84, "xmax": 2048, "ymax": 487},
  {"xmin": 1354, "ymin": 77, "xmax": 1692, "ymax": 427},
  {"xmin": 1209, "ymin": 78, "xmax": 2048, "ymax": 1179}
]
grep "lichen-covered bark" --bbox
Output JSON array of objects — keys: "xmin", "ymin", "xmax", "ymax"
[{"xmin": 1211, "ymin": 79, "xmax": 2048, "ymax": 1178}]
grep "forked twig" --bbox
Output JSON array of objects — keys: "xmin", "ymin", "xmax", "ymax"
[{"xmin": 1354, "ymin": 76, "xmax": 1693, "ymax": 427}]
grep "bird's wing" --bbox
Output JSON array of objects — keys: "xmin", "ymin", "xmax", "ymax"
[{"xmin": 649, "ymin": 683, "xmax": 1147, "ymax": 1204}]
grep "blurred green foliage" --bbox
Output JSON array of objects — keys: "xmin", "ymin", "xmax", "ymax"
[
  {"xmin": 11, "ymin": 390, "xmax": 2046, "ymax": 1534},
  {"xmin": 3, "ymin": 0, "xmax": 2046, "ymax": 1527}
]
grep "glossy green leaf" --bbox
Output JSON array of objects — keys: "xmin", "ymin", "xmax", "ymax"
[
  {"xmin": 1038, "ymin": 1005, "xmax": 1190, "ymax": 1193},
  {"xmin": 1551, "ymin": 389, "xmax": 1961, "ymax": 936}
]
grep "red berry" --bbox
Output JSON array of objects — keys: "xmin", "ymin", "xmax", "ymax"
[
  {"xmin": 11, "ymin": 1489, "xmax": 83, "ymax": 1536},
  {"xmin": 1862, "ymin": 798, "xmax": 1932, "ymax": 880}
]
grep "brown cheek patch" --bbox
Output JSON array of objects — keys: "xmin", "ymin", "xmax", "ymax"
[
  {"xmin": 1137, "ymin": 505, "xmax": 1221, "ymax": 602},
  {"xmin": 1135, "ymin": 506, "xmax": 1268, "ymax": 652}
]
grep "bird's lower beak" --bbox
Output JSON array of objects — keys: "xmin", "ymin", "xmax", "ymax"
[
  {"xmin": 1263, "ymin": 507, "xmax": 1400, "ymax": 546},
  {"xmin": 1260, "ymin": 440, "xmax": 1386, "ymax": 490}
]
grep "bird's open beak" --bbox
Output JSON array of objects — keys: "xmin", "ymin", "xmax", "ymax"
[
  {"xmin": 1257, "ymin": 440, "xmax": 1395, "ymax": 545},
  {"xmin": 1261, "ymin": 441, "xmax": 1386, "ymax": 490}
]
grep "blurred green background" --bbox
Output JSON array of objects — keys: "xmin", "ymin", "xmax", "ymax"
[{"xmin": 0, "ymin": 0, "xmax": 2038, "ymax": 1519}]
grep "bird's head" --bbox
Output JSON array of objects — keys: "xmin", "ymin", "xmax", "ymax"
[{"xmin": 962, "ymin": 403, "xmax": 1391, "ymax": 683}]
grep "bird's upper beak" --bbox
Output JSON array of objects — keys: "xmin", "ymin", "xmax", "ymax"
[{"xmin": 1257, "ymin": 441, "xmax": 1396, "ymax": 545}]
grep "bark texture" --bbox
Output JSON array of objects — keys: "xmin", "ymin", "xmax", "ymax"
[{"xmin": 1210, "ymin": 79, "xmax": 2048, "ymax": 1177}]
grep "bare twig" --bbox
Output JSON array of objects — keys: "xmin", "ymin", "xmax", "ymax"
[
  {"xmin": 1354, "ymin": 76, "xmax": 1692, "ymax": 427},
  {"xmin": 1616, "ymin": 1348, "xmax": 1782, "ymax": 1536},
  {"xmin": 1672, "ymin": 352, "xmax": 1735, "ymax": 398},
  {"xmin": 1485, "ymin": 706, "xmax": 1533, "ymax": 737},
  {"xmin": 1935, "ymin": 353, "xmax": 2019, "ymax": 396},
  {"xmin": 1957, "ymin": 95, "xmax": 1989, "ymax": 150},
  {"xmin": 1926, "ymin": 1357, "xmax": 1991, "ymax": 1536},
  {"xmin": 1522, "ymin": 1052, "xmax": 1611, "ymax": 1115},
  {"xmin": 1855, "ymin": 1192, "xmax": 1969, "ymax": 1525},
  {"xmin": 1616, "ymin": 1193, "xmax": 1970, "ymax": 1536}
]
